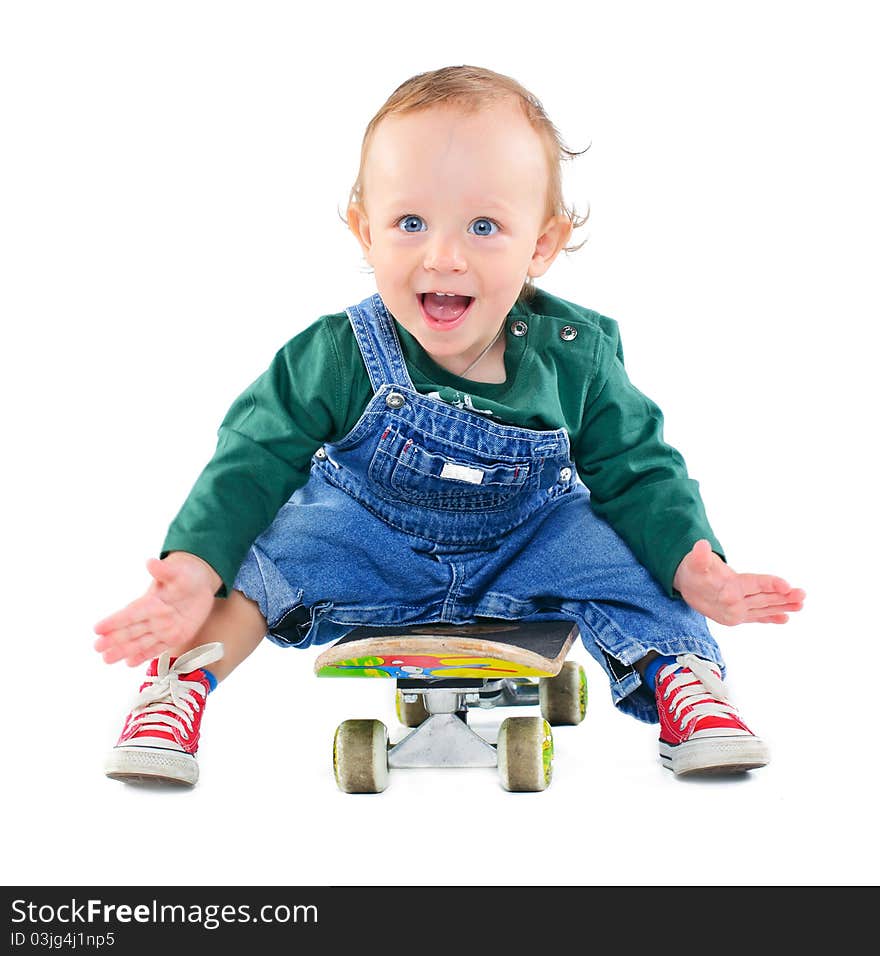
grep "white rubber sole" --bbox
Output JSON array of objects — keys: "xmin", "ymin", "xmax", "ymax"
[
  {"xmin": 659, "ymin": 735, "xmax": 770, "ymax": 775},
  {"xmin": 105, "ymin": 745, "xmax": 198, "ymax": 786}
]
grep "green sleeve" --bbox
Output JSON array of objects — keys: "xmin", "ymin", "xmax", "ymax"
[
  {"xmin": 161, "ymin": 318, "xmax": 345, "ymax": 595},
  {"xmin": 573, "ymin": 332, "xmax": 725, "ymax": 598}
]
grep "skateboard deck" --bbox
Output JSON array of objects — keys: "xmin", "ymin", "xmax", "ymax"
[{"xmin": 314, "ymin": 619, "xmax": 578, "ymax": 679}]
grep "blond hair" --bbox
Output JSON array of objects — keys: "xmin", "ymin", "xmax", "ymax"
[{"xmin": 344, "ymin": 65, "xmax": 589, "ymax": 302}]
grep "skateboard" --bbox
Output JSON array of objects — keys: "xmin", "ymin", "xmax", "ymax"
[{"xmin": 314, "ymin": 618, "xmax": 587, "ymax": 793}]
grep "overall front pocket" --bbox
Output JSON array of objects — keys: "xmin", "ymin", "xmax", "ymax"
[{"xmin": 367, "ymin": 427, "xmax": 537, "ymax": 511}]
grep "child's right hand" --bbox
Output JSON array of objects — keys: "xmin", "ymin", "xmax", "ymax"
[{"xmin": 93, "ymin": 552, "xmax": 222, "ymax": 666}]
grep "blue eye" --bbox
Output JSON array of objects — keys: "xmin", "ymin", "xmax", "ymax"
[
  {"xmin": 469, "ymin": 218, "xmax": 499, "ymax": 237},
  {"xmin": 397, "ymin": 215, "xmax": 426, "ymax": 233}
]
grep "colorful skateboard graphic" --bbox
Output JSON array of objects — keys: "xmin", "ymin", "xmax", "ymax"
[
  {"xmin": 317, "ymin": 651, "xmax": 556, "ymax": 678},
  {"xmin": 315, "ymin": 619, "xmax": 578, "ymax": 680}
]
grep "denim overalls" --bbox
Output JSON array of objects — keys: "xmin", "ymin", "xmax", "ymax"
[{"xmin": 233, "ymin": 293, "xmax": 722, "ymax": 723}]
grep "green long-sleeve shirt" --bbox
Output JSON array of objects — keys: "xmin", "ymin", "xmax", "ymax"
[{"xmin": 162, "ymin": 288, "xmax": 723, "ymax": 598}]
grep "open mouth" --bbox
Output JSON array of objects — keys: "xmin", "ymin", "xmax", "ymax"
[{"xmin": 418, "ymin": 292, "xmax": 475, "ymax": 329}]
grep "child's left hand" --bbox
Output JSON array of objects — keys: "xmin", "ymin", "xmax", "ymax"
[{"xmin": 673, "ymin": 539, "xmax": 806, "ymax": 626}]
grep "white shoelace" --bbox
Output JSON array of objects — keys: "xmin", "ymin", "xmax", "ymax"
[
  {"xmin": 127, "ymin": 643, "xmax": 224, "ymax": 740},
  {"xmin": 658, "ymin": 653, "xmax": 740, "ymax": 733}
]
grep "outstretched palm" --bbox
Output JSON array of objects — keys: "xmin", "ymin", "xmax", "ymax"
[
  {"xmin": 673, "ymin": 539, "xmax": 805, "ymax": 626},
  {"xmin": 94, "ymin": 554, "xmax": 219, "ymax": 666}
]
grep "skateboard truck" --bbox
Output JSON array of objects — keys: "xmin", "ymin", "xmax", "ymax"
[{"xmin": 314, "ymin": 619, "xmax": 587, "ymax": 793}]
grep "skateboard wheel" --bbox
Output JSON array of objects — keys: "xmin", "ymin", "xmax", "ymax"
[
  {"xmin": 496, "ymin": 716, "xmax": 553, "ymax": 792},
  {"xmin": 333, "ymin": 719, "xmax": 390, "ymax": 793},
  {"xmin": 539, "ymin": 661, "xmax": 587, "ymax": 725},
  {"xmin": 395, "ymin": 689, "xmax": 429, "ymax": 727}
]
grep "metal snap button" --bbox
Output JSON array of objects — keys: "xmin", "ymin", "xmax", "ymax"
[
  {"xmin": 560, "ymin": 467, "xmax": 572, "ymax": 481},
  {"xmin": 560, "ymin": 325, "xmax": 578, "ymax": 341},
  {"xmin": 510, "ymin": 320, "xmax": 529, "ymax": 337},
  {"xmin": 314, "ymin": 447, "xmax": 327, "ymax": 460},
  {"xmin": 385, "ymin": 391, "xmax": 406, "ymax": 409}
]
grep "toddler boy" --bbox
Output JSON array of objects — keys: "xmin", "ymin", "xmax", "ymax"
[{"xmin": 96, "ymin": 65, "xmax": 805, "ymax": 786}]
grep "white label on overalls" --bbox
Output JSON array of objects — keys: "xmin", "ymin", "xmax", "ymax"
[{"xmin": 440, "ymin": 462, "xmax": 484, "ymax": 484}]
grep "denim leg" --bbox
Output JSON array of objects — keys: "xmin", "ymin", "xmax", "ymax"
[
  {"xmin": 467, "ymin": 486, "xmax": 724, "ymax": 723},
  {"xmin": 232, "ymin": 475, "xmax": 452, "ymax": 649}
]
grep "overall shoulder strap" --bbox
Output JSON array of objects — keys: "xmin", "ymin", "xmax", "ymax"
[{"xmin": 345, "ymin": 294, "xmax": 415, "ymax": 393}]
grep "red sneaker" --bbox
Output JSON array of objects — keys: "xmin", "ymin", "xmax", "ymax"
[
  {"xmin": 104, "ymin": 643, "xmax": 223, "ymax": 785},
  {"xmin": 656, "ymin": 653, "xmax": 769, "ymax": 775}
]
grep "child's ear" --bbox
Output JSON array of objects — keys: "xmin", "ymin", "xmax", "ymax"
[
  {"xmin": 528, "ymin": 215, "xmax": 573, "ymax": 278},
  {"xmin": 347, "ymin": 203, "xmax": 373, "ymax": 259}
]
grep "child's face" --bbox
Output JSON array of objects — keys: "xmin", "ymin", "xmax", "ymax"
[{"xmin": 348, "ymin": 99, "xmax": 571, "ymax": 375}]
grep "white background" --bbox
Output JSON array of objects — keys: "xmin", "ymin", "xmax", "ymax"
[{"xmin": 2, "ymin": 0, "xmax": 877, "ymax": 888}]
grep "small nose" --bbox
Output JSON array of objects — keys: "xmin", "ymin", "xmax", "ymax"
[{"xmin": 423, "ymin": 234, "xmax": 467, "ymax": 273}]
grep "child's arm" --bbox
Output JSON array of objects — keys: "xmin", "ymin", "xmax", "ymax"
[
  {"xmin": 673, "ymin": 539, "xmax": 806, "ymax": 625},
  {"xmin": 93, "ymin": 319, "xmax": 351, "ymax": 667},
  {"xmin": 93, "ymin": 552, "xmax": 221, "ymax": 666},
  {"xmin": 157, "ymin": 319, "xmax": 351, "ymax": 596}
]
